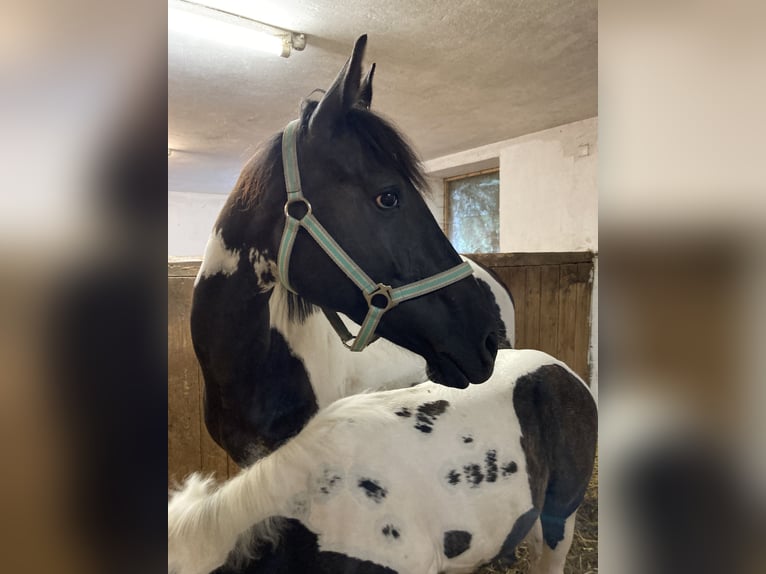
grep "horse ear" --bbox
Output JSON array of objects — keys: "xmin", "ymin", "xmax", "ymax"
[
  {"xmin": 309, "ymin": 34, "xmax": 367, "ymax": 134},
  {"xmin": 358, "ymin": 63, "xmax": 376, "ymax": 109}
]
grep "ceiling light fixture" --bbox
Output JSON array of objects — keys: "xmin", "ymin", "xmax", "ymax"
[{"xmin": 169, "ymin": 0, "xmax": 306, "ymax": 58}]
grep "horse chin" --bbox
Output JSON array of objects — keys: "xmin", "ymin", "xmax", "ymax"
[{"xmin": 425, "ymin": 356, "xmax": 471, "ymax": 389}]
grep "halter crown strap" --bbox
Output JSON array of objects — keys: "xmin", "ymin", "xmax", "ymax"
[{"xmin": 277, "ymin": 119, "xmax": 473, "ymax": 351}]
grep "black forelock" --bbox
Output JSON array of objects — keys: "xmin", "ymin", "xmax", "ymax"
[{"xmin": 299, "ymin": 99, "xmax": 429, "ymax": 196}]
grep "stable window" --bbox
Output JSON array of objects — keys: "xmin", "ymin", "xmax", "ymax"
[{"xmin": 444, "ymin": 169, "xmax": 499, "ymax": 253}]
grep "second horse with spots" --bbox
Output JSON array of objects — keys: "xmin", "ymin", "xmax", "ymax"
[{"xmin": 168, "ymin": 350, "xmax": 598, "ymax": 574}]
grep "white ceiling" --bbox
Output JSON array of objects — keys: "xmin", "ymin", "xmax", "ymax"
[{"xmin": 168, "ymin": 0, "xmax": 597, "ymax": 194}]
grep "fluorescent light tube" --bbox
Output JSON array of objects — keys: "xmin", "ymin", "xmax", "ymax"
[{"xmin": 169, "ymin": 6, "xmax": 290, "ymax": 57}]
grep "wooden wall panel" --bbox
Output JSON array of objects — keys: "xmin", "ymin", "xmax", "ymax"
[
  {"xmin": 469, "ymin": 252, "xmax": 594, "ymax": 381},
  {"xmin": 523, "ymin": 266, "xmax": 542, "ymax": 351},
  {"xmin": 167, "ymin": 276, "xmax": 201, "ymax": 485},
  {"xmin": 167, "ymin": 253, "xmax": 594, "ymax": 481},
  {"xmin": 168, "ymin": 261, "xmax": 234, "ymax": 485},
  {"xmin": 538, "ymin": 265, "xmax": 561, "ymax": 357}
]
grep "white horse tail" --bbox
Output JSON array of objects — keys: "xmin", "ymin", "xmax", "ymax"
[{"xmin": 168, "ymin": 446, "xmax": 302, "ymax": 574}]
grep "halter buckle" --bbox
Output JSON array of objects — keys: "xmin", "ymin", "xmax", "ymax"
[
  {"xmin": 363, "ymin": 283, "xmax": 397, "ymax": 311},
  {"xmin": 284, "ymin": 197, "xmax": 312, "ymax": 220}
]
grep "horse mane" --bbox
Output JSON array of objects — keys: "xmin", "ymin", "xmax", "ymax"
[{"xmin": 235, "ymin": 98, "xmax": 429, "ymax": 210}]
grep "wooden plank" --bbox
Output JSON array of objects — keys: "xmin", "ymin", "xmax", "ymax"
[
  {"xmin": 491, "ymin": 266, "xmax": 526, "ymax": 348},
  {"xmin": 573, "ymin": 261, "xmax": 594, "ymax": 382},
  {"xmin": 197, "ymin": 362, "xmax": 230, "ymax": 481},
  {"xmin": 523, "ymin": 266, "xmax": 542, "ymax": 350},
  {"xmin": 168, "ymin": 276, "xmax": 202, "ymax": 485},
  {"xmin": 538, "ymin": 265, "xmax": 560, "ymax": 356},
  {"xmin": 467, "ymin": 251, "xmax": 594, "ymax": 269},
  {"xmin": 556, "ymin": 264, "xmax": 579, "ymax": 371}
]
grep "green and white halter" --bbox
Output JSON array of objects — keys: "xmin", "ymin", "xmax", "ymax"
[{"xmin": 277, "ymin": 119, "xmax": 473, "ymax": 351}]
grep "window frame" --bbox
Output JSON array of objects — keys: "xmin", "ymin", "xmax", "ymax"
[{"xmin": 443, "ymin": 167, "xmax": 500, "ymax": 251}]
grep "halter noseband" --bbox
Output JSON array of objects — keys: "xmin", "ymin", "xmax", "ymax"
[{"xmin": 277, "ymin": 119, "xmax": 473, "ymax": 352}]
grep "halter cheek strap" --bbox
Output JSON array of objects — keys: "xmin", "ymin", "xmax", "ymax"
[{"xmin": 277, "ymin": 119, "xmax": 473, "ymax": 352}]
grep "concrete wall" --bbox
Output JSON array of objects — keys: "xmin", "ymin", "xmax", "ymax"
[
  {"xmin": 424, "ymin": 117, "xmax": 598, "ymax": 253},
  {"xmin": 168, "ymin": 191, "xmax": 227, "ymax": 257}
]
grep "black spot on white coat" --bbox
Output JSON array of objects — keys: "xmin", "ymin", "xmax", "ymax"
[
  {"xmin": 381, "ymin": 524, "xmax": 400, "ymax": 539},
  {"xmin": 463, "ymin": 463, "xmax": 484, "ymax": 487},
  {"xmin": 485, "ymin": 450, "xmax": 498, "ymax": 482},
  {"xmin": 316, "ymin": 469, "xmax": 343, "ymax": 496},
  {"xmin": 446, "ymin": 469, "xmax": 461, "ymax": 485},
  {"xmin": 443, "ymin": 530, "xmax": 472, "ymax": 558},
  {"xmin": 413, "ymin": 400, "xmax": 449, "ymax": 433},
  {"xmin": 501, "ymin": 461, "xmax": 518, "ymax": 477},
  {"xmin": 358, "ymin": 478, "xmax": 387, "ymax": 502}
]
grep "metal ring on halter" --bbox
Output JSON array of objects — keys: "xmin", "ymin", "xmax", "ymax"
[
  {"xmin": 283, "ymin": 197, "xmax": 312, "ymax": 220},
  {"xmin": 363, "ymin": 283, "xmax": 398, "ymax": 312}
]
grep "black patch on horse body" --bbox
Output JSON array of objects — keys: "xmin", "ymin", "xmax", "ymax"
[
  {"xmin": 501, "ymin": 461, "xmax": 518, "ymax": 476},
  {"xmin": 191, "ymin": 274, "xmax": 319, "ymax": 466},
  {"xmin": 381, "ymin": 524, "xmax": 400, "ymax": 539},
  {"xmin": 512, "ymin": 364, "xmax": 598, "ymax": 550},
  {"xmin": 358, "ymin": 478, "xmax": 387, "ymax": 502},
  {"xmin": 318, "ymin": 551, "xmax": 399, "ymax": 574},
  {"xmin": 540, "ymin": 514, "xmax": 568, "ymax": 548},
  {"xmin": 462, "ymin": 435, "xmax": 473, "ymax": 444},
  {"xmin": 492, "ymin": 507, "xmax": 540, "ymax": 565},
  {"xmin": 446, "ymin": 470, "xmax": 461, "ymax": 485},
  {"xmin": 463, "ymin": 463, "xmax": 484, "ymax": 487},
  {"xmin": 212, "ymin": 517, "xmax": 399, "ymax": 573},
  {"xmin": 394, "ymin": 407, "xmax": 411, "ymax": 418},
  {"xmin": 413, "ymin": 400, "xmax": 449, "ymax": 433},
  {"xmin": 470, "ymin": 268, "xmax": 513, "ymax": 348},
  {"xmin": 443, "ymin": 530, "xmax": 472, "ymax": 558},
  {"xmin": 485, "ymin": 450, "xmax": 498, "ymax": 482}
]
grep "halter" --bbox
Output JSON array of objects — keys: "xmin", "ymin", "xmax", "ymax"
[{"xmin": 277, "ymin": 119, "xmax": 473, "ymax": 352}]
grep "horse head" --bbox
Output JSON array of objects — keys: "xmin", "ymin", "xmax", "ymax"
[{"xmin": 226, "ymin": 35, "xmax": 499, "ymax": 388}]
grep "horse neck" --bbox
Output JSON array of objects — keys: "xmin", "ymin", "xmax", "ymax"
[{"xmin": 267, "ymin": 286, "xmax": 429, "ymax": 406}]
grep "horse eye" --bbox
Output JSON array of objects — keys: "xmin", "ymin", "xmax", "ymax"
[{"xmin": 375, "ymin": 191, "xmax": 399, "ymax": 209}]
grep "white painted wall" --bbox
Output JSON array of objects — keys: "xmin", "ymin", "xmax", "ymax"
[
  {"xmin": 424, "ymin": 117, "xmax": 598, "ymax": 253},
  {"xmin": 168, "ymin": 191, "xmax": 227, "ymax": 256}
]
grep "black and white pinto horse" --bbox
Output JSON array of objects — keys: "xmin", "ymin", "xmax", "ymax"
[
  {"xmin": 190, "ymin": 37, "xmax": 514, "ymax": 468},
  {"xmin": 174, "ymin": 35, "xmax": 596, "ymax": 573},
  {"xmin": 169, "ymin": 350, "xmax": 597, "ymax": 574}
]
